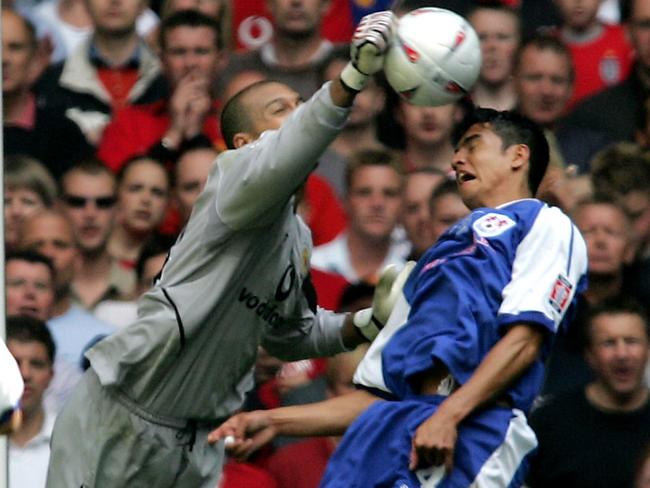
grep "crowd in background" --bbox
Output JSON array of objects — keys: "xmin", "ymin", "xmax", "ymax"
[{"xmin": 3, "ymin": 0, "xmax": 650, "ymax": 486}]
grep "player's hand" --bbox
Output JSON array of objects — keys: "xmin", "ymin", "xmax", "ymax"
[
  {"xmin": 207, "ymin": 410, "xmax": 276, "ymax": 461},
  {"xmin": 409, "ymin": 409, "xmax": 458, "ymax": 473},
  {"xmin": 353, "ymin": 261, "xmax": 415, "ymax": 340},
  {"xmin": 341, "ymin": 11, "xmax": 397, "ymax": 91}
]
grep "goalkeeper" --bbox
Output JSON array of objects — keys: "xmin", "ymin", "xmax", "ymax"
[
  {"xmin": 46, "ymin": 11, "xmax": 398, "ymax": 488},
  {"xmin": 209, "ymin": 109, "xmax": 589, "ymax": 487}
]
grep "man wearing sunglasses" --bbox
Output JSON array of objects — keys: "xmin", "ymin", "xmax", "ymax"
[{"xmin": 60, "ymin": 159, "xmax": 136, "ymax": 311}]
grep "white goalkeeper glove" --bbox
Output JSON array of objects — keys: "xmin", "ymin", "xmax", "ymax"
[
  {"xmin": 353, "ymin": 261, "xmax": 416, "ymax": 341},
  {"xmin": 341, "ymin": 10, "xmax": 397, "ymax": 92}
]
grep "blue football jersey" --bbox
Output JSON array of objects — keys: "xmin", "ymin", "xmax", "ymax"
[{"xmin": 354, "ymin": 199, "xmax": 588, "ymax": 413}]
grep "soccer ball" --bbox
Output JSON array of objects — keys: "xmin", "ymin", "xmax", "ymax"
[{"xmin": 384, "ymin": 7, "xmax": 482, "ymax": 106}]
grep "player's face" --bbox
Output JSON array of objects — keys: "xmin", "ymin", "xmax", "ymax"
[
  {"xmin": 175, "ymin": 148, "xmax": 216, "ymax": 223},
  {"xmin": 118, "ymin": 160, "xmax": 170, "ymax": 235},
  {"xmin": 574, "ymin": 203, "xmax": 633, "ymax": 276},
  {"xmin": 2, "ymin": 10, "xmax": 37, "ymax": 96},
  {"xmin": 247, "ymin": 82, "xmax": 302, "ymax": 136},
  {"xmin": 62, "ymin": 172, "xmax": 117, "ymax": 255},
  {"xmin": 629, "ymin": 0, "xmax": 650, "ymax": 69},
  {"xmin": 430, "ymin": 192, "xmax": 470, "ymax": 242},
  {"xmin": 346, "ymin": 165, "xmax": 402, "ymax": 242},
  {"xmin": 21, "ymin": 215, "xmax": 79, "ymax": 289},
  {"xmin": 5, "ymin": 260, "xmax": 55, "ymax": 321},
  {"xmin": 586, "ymin": 312, "xmax": 649, "ymax": 400},
  {"xmin": 402, "ymin": 173, "xmax": 443, "ymax": 256},
  {"xmin": 162, "ymin": 26, "xmax": 221, "ymax": 89},
  {"xmin": 452, "ymin": 123, "xmax": 527, "ymax": 209},
  {"xmin": 397, "ymin": 102, "xmax": 458, "ymax": 160},
  {"xmin": 7, "ymin": 339, "xmax": 53, "ymax": 416},
  {"xmin": 469, "ymin": 8, "xmax": 519, "ymax": 86},
  {"xmin": 554, "ymin": 0, "xmax": 601, "ymax": 31},
  {"xmin": 514, "ymin": 46, "xmax": 572, "ymax": 127},
  {"xmin": 86, "ymin": 0, "xmax": 145, "ymax": 35},
  {"xmin": 4, "ymin": 188, "xmax": 46, "ymax": 251},
  {"xmin": 267, "ymin": 0, "xmax": 329, "ymax": 38}
]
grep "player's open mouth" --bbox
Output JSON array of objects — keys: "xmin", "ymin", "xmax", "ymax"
[{"xmin": 457, "ymin": 172, "xmax": 476, "ymax": 184}]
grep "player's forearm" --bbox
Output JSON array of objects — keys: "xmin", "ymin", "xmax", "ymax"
[
  {"xmin": 436, "ymin": 324, "xmax": 544, "ymax": 424},
  {"xmin": 329, "ymin": 78, "xmax": 356, "ymax": 108},
  {"xmin": 268, "ymin": 389, "xmax": 380, "ymax": 437}
]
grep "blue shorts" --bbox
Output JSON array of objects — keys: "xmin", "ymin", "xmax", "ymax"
[{"xmin": 321, "ymin": 395, "xmax": 537, "ymax": 488}]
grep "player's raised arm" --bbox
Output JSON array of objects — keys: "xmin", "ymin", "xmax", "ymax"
[{"xmin": 330, "ymin": 11, "xmax": 397, "ymax": 108}]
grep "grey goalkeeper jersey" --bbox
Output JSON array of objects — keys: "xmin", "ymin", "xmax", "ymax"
[{"xmin": 86, "ymin": 83, "xmax": 351, "ymax": 421}]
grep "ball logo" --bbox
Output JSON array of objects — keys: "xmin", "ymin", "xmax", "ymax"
[
  {"xmin": 402, "ymin": 41, "xmax": 420, "ymax": 63},
  {"xmin": 445, "ymin": 81, "xmax": 464, "ymax": 93},
  {"xmin": 275, "ymin": 264, "xmax": 296, "ymax": 301},
  {"xmin": 453, "ymin": 29, "xmax": 466, "ymax": 50}
]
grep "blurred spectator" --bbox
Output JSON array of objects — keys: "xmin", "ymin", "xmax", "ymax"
[
  {"xmin": 7, "ymin": 315, "xmax": 55, "ymax": 488},
  {"xmin": 401, "ymin": 168, "xmax": 445, "ymax": 260},
  {"xmin": 529, "ymin": 297, "xmax": 650, "ymax": 488},
  {"xmin": 514, "ymin": 33, "xmax": 610, "ymax": 175},
  {"xmin": 317, "ymin": 46, "xmax": 386, "ymax": 198},
  {"xmin": 3, "ymin": 8, "xmax": 93, "ymax": 179},
  {"xmin": 6, "ymin": 251, "xmax": 56, "ymax": 322},
  {"xmin": 311, "ymin": 148, "xmax": 405, "ymax": 284},
  {"xmin": 60, "ymin": 160, "xmax": 136, "ymax": 310},
  {"xmin": 152, "ymin": 0, "xmax": 231, "ymax": 53},
  {"xmin": 565, "ymin": 0, "xmax": 650, "ymax": 142},
  {"xmin": 554, "ymin": 0, "xmax": 633, "ymax": 109},
  {"xmin": 590, "ymin": 142, "xmax": 650, "ymax": 303},
  {"xmin": 219, "ymin": 0, "xmax": 334, "ymax": 100},
  {"xmin": 32, "ymin": 0, "xmax": 159, "ymax": 64},
  {"xmin": 35, "ymin": 0, "xmax": 164, "ymax": 145},
  {"xmin": 97, "ymin": 9, "xmax": 225, "ymax": 171},
  {"xmin": 20, "ymin": 210, "xmax": 116, "ymax": 370},
  {"xmin": 296, "ymin": 175, "xmax": 347, "ymax": 247},
  {"xmin": 395, "ymin": 99, "xmax": 462, "ymax": 173},
  {"xmin": 94, "ymin": 234, "xmax": 175, "ymax": 328},
  {"xmin": 108, "ymin": 156, "xmax": 171, "ymax": 268},
  {"xmin": 542, "ymin": 196, "xmax": 638, "ymax": 396},
  {"xmin": 428, "ymin": 178, "xmax": 470, "ymax": 244},
  {"xmin": 4, "ymin": 155, "xmax": 57, "ymax": 253},
  {"xmin": 174, "ymin": 143, "xmax": 218, "ymax": 225},
  {"xmin": 5, "ymin": 251, "xmax": 82, "ymax": 413},
  {"xmin": 467, "ymin": 1, "xmax": 520, "ymax": 111}
]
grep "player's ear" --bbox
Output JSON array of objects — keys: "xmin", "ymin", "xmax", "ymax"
[
  {"xmin": 510, "ymin": 144, "xmax": 530, "ymax": 170},
  {"xmin": 233, "ymin": 132, "xmax": 254, "ymax": 149}
]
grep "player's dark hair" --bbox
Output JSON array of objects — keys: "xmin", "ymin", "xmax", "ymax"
[
  {"xmin": 159, "ymin": 9, "xmax": 222, "ymax": 50},
  {"xmin": 220, "ymin": 80, "xmax": 278, "ymax": 150},
  {"xmin": 514, "ymin": 33, "xmax": 575, "ymax": 82},
  {"xmin": 6, "ymin": 315, "xmax": 56, "ymax": 364},
  {"xmin": 6, "ymin": 250, "xmax": 56, "ymax": 282},
  {"xmin": 453, "ymin": 107, "xmax": 549, "ymax": 196},
  {"xmin": 585, "ymin": 296, "xmax": 650, "ymax": 346}
]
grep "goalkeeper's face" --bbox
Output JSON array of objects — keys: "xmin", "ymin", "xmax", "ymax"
[{"xmin": 245, "ymin": 82, "xmax": 303, "ymax": 140}]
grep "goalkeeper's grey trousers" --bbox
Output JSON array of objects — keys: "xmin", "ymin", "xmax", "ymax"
[{"xmin": 46, "ymin": 368, "xmax": 225, "ymax": 487}]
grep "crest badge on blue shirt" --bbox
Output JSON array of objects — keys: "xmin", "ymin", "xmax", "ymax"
[
  {"xmin": 549, "ymin": 274, "xmax": 573, "ymax": 314},
  {"xmin": 472, "ymin": 213, "xmax": 516, "ymax": 237}
]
